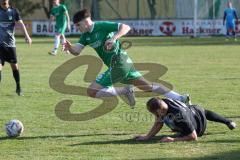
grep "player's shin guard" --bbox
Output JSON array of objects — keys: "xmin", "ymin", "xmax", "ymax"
[
  {"xmin": 152, "ymin": 83, "xmax": 183, "ymax": 101},
  {"xmin": 95, "ymin": 87, "xmax": 127, "ymax": 98},
  {"xmin": 95, "ymin": 86, "xmax": 136, "ymax": 107}
]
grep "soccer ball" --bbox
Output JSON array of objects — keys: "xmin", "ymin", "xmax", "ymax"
[{"xmin": 5, "ymin": 119, "xmax": 24, "ymax": 137}]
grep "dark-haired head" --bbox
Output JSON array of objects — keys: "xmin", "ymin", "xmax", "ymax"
[
  {"xmin": 73, "ymin": 8, "xmax": 91, "ymax": 24},
  {"xmin": 146, "ymin": 97, "xmax": 161, "ymax": 113},
  {"xmin": 0, "ymin": 0, "xmax": 9, "ymax": 8},
  {"xmin": 146, "ymin": 97, "xmax": 168, "ymax": 118},
  {"xmin": 73, "ymin": 9, "xmax": 93, "ymax": 33}
]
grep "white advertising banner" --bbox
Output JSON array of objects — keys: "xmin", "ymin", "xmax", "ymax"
[
  {"xmin": 120, "ymin": 20, "xmax": 240, "ymax": 36},
  {"xmin": 32, "ymin": 21, "xmax": 79, "ymax": 36},
  {"xmin": 32, "ymin": 20, "xmax": 240, "ymax": 36}
]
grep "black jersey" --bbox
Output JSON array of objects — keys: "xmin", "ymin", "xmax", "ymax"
[
  {"xmin": 162, "ymin": 98, "xmax": 207, "ymax": 136},
  {"xmin": 0, "ymin": 6, "xmax": 21, "ymax": 47}
]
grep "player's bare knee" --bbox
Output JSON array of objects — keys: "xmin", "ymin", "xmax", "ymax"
[
  {"xmin": 136, "ymin": 85, "xmax": 152, "ymax": 92},
  {"xmin": 87, "ymin": 87, "xmax": 97, "ymax": 98},
  {"xmin": 10, "ymin": 64, "xmax": 18, "ymax": 70},
  {"xmin": 132, "ymin": 78, "xmax": 152, "ymax": 92}
]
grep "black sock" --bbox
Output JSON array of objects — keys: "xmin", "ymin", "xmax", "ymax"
[
  {"xmin": 226, "ymin": 31, "xmax": 230, "ymax": 37},
  {"xmin": 12, "ymin": 69, "xmax": 20, "ymax": 89},
  {"xmin": 233, "ymin": 31, "xmax": 236, "ymax": 36},
  {"xmin": 205, "ymin": 110, "xmax": 231, "ymax": 125}
]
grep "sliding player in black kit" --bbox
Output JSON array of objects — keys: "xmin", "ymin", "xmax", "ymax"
[{"xmin": 135, "ymin": 97, "xmax": 236, "ymax": 142}]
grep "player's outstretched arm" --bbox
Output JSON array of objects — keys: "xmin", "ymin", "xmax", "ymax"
[
  {"xmin": 105, "ymin": 23, "xmax": 131, "ymax": 50},
  {"xmin": 112, "ymin": 23, "xmax": 131, "ymax": 41},
  {"xmin": 63, "ymin": 40, "xmax": 84, "ymax": 56},
  {"xmin": 135, "ymin": 117, "xmax": 163, "ymax": 141},
  {"xmin": 17, "ymin": 20, "xmax": 32, "ymax": 45}
]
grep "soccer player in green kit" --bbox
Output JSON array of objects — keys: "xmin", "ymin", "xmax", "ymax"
[
  {"xmin": 63, "ymin": 9, "xmax": 190, "ymax": 108},
  {"xmin": 49, "ymin": 0, "xmax": 70, "ymax": 55}
]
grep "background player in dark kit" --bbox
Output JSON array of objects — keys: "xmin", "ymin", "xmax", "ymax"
[{"xmin": 0, "ymin": 0, "xmax": 32, "ymax": 96}]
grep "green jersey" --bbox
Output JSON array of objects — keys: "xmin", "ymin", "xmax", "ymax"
[
  {"xmin": 50, "ymin": 4, "xmax": 67, "ymax": 28},
  {"xmin": 78, "ymin": 21, "xmax": 142, "ymax": 87},
  {"xmin": 78, "ymin": 21, "xmax": 125, "ymax": 67}
]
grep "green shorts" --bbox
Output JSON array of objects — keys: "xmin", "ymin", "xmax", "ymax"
[
  {"xmin": 55, "ymin": 23, "xmax": 67, "ymax": 34},
  {"xmin": 96, "ymin": 53, "xmax": 142, "ymax": 87}
]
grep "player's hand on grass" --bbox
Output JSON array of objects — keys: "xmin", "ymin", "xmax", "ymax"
[
  {"xmin": 104, "ymin": 38, "xmax": 115, "ymax": 51},
  {"xmin": 134, "ymin": 135, "xmax": 149, "ymax": 141},
  {"xmin": 63, "ymin": 40, "xmax": 72, "ymax": 52},
  {"xmin": 160, "ymin": 136, "xmax": 174, "ymax": 143},
  {"xmin": 25, "ymin": 36, "xmax": 32, "ymax": 45}
]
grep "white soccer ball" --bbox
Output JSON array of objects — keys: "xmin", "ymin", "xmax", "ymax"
[{"xmin": 5, "ymin": 119, "xmax": 24, "ymax": 137}]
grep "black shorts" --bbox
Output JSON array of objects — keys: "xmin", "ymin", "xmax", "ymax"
[
  {"xmin": 189, "ymin": 105, "xmax": 207, "ymax": 137},
  {"xmin": 0, "ymin": 46, "xmax": 17, "ymax": 66}
]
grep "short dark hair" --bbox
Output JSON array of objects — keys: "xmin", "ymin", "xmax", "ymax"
[
  {"xmin": 73, "ymin": 8, "xmax": 91, "ymax": 24},
  {"xmin": 146, "ymin": 97, "xmax": 161, "ymax": 113}
]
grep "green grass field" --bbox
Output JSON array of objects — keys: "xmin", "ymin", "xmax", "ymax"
[{"xmin": 0, "ymin": 37, "xmax": 240, "ymax": 160}]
